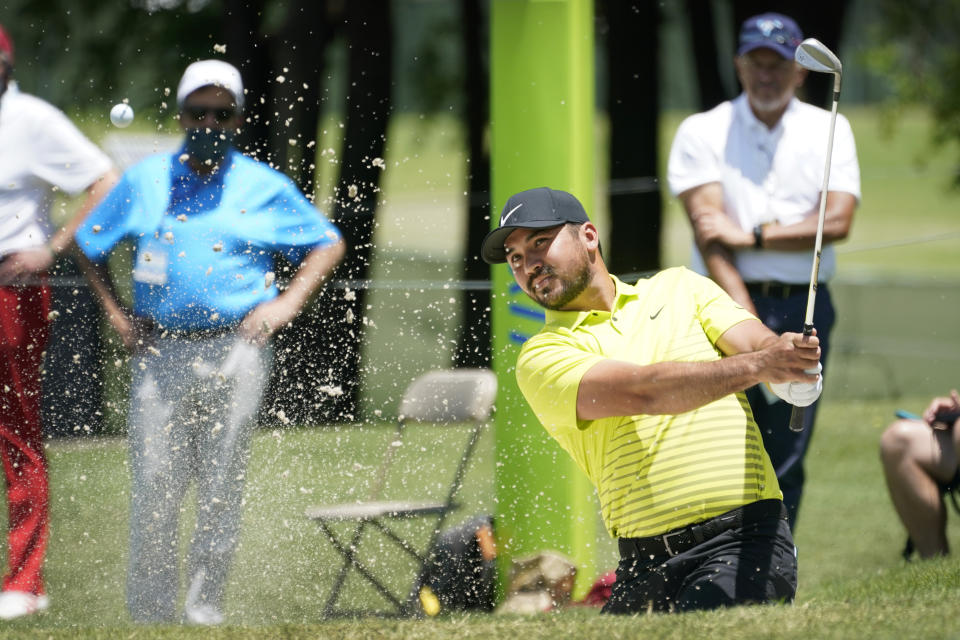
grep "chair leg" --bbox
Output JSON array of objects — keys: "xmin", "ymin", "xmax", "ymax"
[
  {"xmin": 316, "ymin": 519, "xmax": 406, "ymax": 615},
  {"xmin": 365, "ymin": 519, "xmax": 436, "ymax": 617},
  {"xmin": 319, "ymin": 519, "xmax": 366, "ymax": 616},
  {"xmin": 367, "ymin": 519, "xmax": 431, "ymax": 563}
]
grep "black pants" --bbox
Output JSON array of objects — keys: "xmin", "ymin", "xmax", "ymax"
[
  {"xmin": 602, "ymin": 510, "xmax": 797, "ymax": 614},
  {"xmin": 746, "ymin": 285, "xmax": 836, "ymax": 530}
]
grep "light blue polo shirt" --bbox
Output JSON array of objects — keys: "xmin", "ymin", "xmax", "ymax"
[{"xmin": 75, "ymin": 146, "xmax": 342, "ymax": 331}]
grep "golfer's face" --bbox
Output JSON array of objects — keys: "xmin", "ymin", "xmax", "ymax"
[
  {"xmin": 736, "ymin": 48, "xmax": 803, "ymax": 114},
  {"xmin": 503, "ymin": 224, "xmax": 590, "ymax": 310}
]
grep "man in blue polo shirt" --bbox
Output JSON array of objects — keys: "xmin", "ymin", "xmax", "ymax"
[{"xmin": 74, "ymin": 60, "xmax": 345, "ymax": 625}]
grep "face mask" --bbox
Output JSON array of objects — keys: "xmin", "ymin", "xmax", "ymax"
[{"xmin": 184, "ymin": 128, "xmax": 234, "ymax": 166}]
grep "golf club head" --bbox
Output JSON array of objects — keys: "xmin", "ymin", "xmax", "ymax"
[{"xmin": 795, "ymin": 38, "xmax": 841, "ymax": 75}]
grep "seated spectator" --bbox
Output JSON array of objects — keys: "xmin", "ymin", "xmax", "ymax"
[{"xmin": 880, "ymin": 390, "xmax": 960, "ymax": 559}]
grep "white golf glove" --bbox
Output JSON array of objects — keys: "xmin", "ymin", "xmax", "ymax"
[{"xmin": 768, "ymin": 362, "xmax": 823, "ymax": 407}]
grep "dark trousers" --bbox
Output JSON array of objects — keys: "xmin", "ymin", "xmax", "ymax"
[
  {"xmin": 602, "ymin": 505, "xmax": 797, "ymax": 614},
  {"xmin": 746, "ymin": 285, "xmax": 835, "ymax": 530}
]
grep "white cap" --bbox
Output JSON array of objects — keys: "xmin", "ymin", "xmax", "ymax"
[{"xmin": 176, "ymin": 59, "xmax": 244, "ymax": 109}]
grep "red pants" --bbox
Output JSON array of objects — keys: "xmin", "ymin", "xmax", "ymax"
[{"xmin": 0, "ymin": 285, "xmax": 50, "ymax": 595}]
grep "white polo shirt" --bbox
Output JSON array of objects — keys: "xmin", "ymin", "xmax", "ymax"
[
  {"xmin": 668, "ymin": 94, "xmax": 861, "ymax": 284},
  {"xmin": 0, "ymin": 82, "xmax": 112, "ymax": 257}
]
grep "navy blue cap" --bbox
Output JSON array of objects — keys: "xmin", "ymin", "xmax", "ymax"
[
  {"xmin": 481, "ymin": 187, "xmax": 589, "ymax": 264},
  {"xmin": 738, "ymin": 13, "xmax": 803, "ymax": 59}
]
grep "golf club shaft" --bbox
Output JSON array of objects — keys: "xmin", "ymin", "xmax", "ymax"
[{"xmin": 789, "ymin": 79, "xmax": 840, "ymax": 433}]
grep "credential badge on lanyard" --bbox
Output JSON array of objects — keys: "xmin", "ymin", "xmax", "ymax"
[{"xmin": 132, "ymin": 237, "xmax": 169, "ymax": 285}]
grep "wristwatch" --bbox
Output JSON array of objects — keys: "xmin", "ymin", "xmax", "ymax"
[{"xmin": 752, "ymin": 224, "xmax": 764, "ymax": 249}]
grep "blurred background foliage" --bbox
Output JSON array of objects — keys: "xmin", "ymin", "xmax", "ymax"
[{"xmin": 866, "ymin": 0, "xmax": 960, "ymax": 182}]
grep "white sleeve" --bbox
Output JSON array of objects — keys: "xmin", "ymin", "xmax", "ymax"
[
  {"xmin": 826, "ymin": 113, "xmax": 861, "ymax": 201},
  {"xmin": 667, "ymin": 115, "xmax": 721, "ymax": 197},
  {"xmin": 29, "ymin": 104, "xmax": 113, "ymax": 195}
]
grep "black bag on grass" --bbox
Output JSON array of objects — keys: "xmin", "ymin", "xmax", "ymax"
[{"xmin": 419, "ymin": 515, "xmax": 497, "ymax": 612}]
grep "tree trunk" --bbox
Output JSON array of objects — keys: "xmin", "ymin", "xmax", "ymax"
[
  {"xmin": 313, "ymin": 0, "xmax": 394, "ymax": 422},
  {"xmin": 685, "ymin": 0, "xmax": 729, "ymax": 110},
  {"xmin": 603, "ymin": 0, "xmax": 662, "ymax": 275},
  {"xmin": 453, "ymin": 0, "xmax": 492, "ymax": 369}
]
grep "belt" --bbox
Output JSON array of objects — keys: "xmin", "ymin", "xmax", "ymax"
[
  {"xmin": 617, "ymin": 499, "xmax": 787, "ymax": 559},
  {"xmin": 745, "ymin": 281, "xmax": 811, "ymax": 299},
  {"xmin": 149, "ymin": 321, "xmax": 236, "ymax": 340}
]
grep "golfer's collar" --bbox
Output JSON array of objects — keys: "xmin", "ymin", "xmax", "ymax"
[
  {"xmin": 543, "ymin": 275, "xmax": 639, "ymax": 330},
  {"xmin": 735, "ymin": 93, "xmax": 795, "ymax": 134}
]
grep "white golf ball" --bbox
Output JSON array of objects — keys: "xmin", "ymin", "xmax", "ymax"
[{"xmin": 110, "ymin": 103, "xmax": 134, "ymax": 128}]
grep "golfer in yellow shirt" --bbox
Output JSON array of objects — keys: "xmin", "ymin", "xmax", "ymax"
[{"xmin": 481, "ymin": 187, "xmax": 822, "ymax": 613}]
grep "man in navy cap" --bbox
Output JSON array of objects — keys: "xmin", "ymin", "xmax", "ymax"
[{"xmin": 667, "ymin": 12, "xmax": 862, "ymax": 529}]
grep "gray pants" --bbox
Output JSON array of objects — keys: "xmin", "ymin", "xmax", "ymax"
[{"xmin": 125, "ymin": 332, "xmax": 268, "ymax": 622}]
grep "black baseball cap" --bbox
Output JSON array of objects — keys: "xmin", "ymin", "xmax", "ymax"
[
  {"xmin": 738, "ymin": 13, "xmax": 803, "ymax": 60},
  {"xmin": 481, "ymin": 187, "xmax": 590, "ymax": 264}
]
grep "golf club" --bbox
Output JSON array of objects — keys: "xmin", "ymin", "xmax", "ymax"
[{"xmin": 789, "ymin": 38, "xmax": 842, "ymax": 433}]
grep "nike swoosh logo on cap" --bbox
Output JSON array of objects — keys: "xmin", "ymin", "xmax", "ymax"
[
  {"xmin": 500, "ymin": 203, "xmax": 523, "ymax": 226},
  {"xmin": 650, "ymin": 305, "xmax": 664, "ymax": 319}
]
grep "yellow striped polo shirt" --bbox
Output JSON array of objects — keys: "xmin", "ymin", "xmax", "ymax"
[{"xmin": 516, "ymin": 267, "xmax": 781, "ymax": 538}]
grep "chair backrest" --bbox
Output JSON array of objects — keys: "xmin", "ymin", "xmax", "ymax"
[{"xmin": 398, "ymin": 369, "xmax": 497, "ymax": 424}]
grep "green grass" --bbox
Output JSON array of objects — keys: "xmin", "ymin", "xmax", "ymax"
[{"xmin": 3, "ymin": 395, "xmax": 960, "ymax": 638}]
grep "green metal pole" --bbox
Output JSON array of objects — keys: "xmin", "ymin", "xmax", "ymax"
[{"xmin": 490, "ymin": 0, "xmax": 599, "ymax": 598}]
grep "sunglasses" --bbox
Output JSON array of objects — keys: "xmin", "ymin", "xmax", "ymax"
[{"xmin": 181, "ymin": 105, "xmax": 237, "ymax": 124}]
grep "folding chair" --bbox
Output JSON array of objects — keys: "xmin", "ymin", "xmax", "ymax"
[{"xmin": 305, "ymin": 368, "xmax": 497, "ymax": 618}]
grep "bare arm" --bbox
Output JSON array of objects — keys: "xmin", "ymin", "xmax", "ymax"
[
  {"xmin": 680, "ymin": 182, "xmax": 755, "ymax": 314},
  {"xmin": 760, "ymin": 191, "xmax": 857, "ymax": 251},
  {"xmin": 239, "ymin": 237, "xmax": 346, "ymax": 345},
  {"xmin": 576, "ymin": 320, "xmax": 820, "ymax": 420},
  {"xmin": 682, "ymin": 184, "xmax": 856, "ymax": 253},
  {"xmin": 72, "ymin": 248, "xmax": 146, "ymax": 352},
  {"xmin": 923, "ymin": 390, "xmax": 960, "ymax": 428},
  {"xmin": 0, "ymin": 168, "xmax": 120, "ymax": 285},
  {"xmin": 51, "ymin": 168, "xmax": 121, "ymax": 256}
]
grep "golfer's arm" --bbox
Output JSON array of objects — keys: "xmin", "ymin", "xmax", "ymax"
[
  {"xmin": 681, "ymin": 184, "xmax": 755, "ymax": 312},
  {"xmin": 577, "ymin": 354, "xmax": 764, "ymax": 419},
  {"xmin": 759, "ymin": 191, "xmax": 856, "ymax": 251},
  {"xmin": 714, "ymin": 317, "xmax": 779, "ymax": 356}
]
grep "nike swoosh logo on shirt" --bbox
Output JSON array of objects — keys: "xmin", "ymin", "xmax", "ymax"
[
  {"xmin": 650, "ymin": 305, "xmax": 664, "ymax": 319},
  {"xmin": 500, "ymin": 203, "xmax": 523, "ymax": 226}
]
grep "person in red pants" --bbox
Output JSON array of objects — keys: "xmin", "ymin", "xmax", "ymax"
[{"xmin": 0, "ymin": 23, "xmax": 117, "ymax": 619}]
